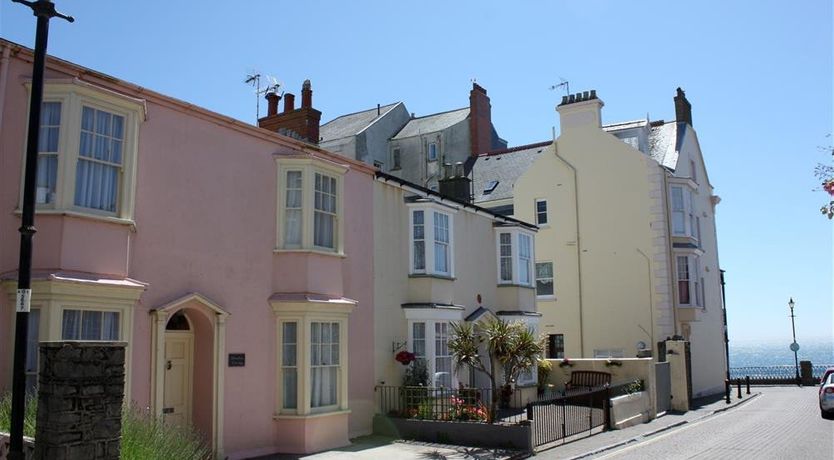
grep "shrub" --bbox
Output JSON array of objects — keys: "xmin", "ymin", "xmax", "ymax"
[{"xmin": 1, "ymin": 393, "xmax": 211, "ymax": 460}]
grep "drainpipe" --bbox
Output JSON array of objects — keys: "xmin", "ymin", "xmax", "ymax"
[
  {"xmin": 551, "ymin": 129, "xmax": 585, "ymax": 357},
  {"xmin": 636, "ymin": 248, "xmax": 656, "ymax": 348},
  {"xmin": 0, "ymin": 44, "xmax": 12, "ymax": 174}
]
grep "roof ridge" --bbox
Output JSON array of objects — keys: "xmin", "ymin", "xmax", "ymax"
[
  {"xmin": 408, "ymin": 106, "xmax": 469, "ymax": 120},
  {"xmin": 478, "ymin": 140, "xmax": 551, "ymax": 157},
  {"xmin": 321, "ymin": 102, "xmax": 401, "ymax": 126}
]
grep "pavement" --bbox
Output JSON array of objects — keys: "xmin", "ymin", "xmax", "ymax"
[{"xmin": 253, "ymin": 389, "xmax": 757, "ymax": 460}]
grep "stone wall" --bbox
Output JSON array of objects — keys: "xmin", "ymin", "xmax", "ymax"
[{"xmin": 34, "ymin": 342, "xmax": 126, "ymax": 460}]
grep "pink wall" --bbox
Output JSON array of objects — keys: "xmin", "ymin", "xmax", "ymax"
[{"xmin": 0, "ymin": 43, "xmax": 376, "ymax": 458}]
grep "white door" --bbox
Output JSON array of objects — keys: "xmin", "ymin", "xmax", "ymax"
[{"xmin": 163, "ymin": 332, "xmax": 193, "ymax": 427}]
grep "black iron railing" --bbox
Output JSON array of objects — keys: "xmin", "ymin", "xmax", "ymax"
[
  {"xmin": 526, "ymin": 386, "xmax": 610, "ymax": 447},
  {"xmin": 730, "ymin": 364, "xmax": 833, "ymax": 384},
  {"xmin": 375, "ymin": 385, "xmax": 530, "ymax": 424}
]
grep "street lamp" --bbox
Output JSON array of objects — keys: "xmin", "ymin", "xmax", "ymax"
[
  {"xmin": 7, "ymin": 2, "xmax": 73, "ymax": 459},
  {"xmin": 788, "ymin": 297, "xmax": 800, "ymax": 387}
]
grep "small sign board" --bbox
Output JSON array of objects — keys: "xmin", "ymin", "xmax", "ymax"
[{"xmin": 228, "ymin": 353, "xmax": 246, "ymax": 367}]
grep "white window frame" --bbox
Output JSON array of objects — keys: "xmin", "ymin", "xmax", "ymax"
[
  {"xmin": 272, "ymin": 300, "xmax": 353, "ymax": 417},
  {"xmin": 276, "ymin": 158, "xmax": 347, "ymax": 255},
  {"xmin": 675, "ymin": 253, "xmax": 704, "ymax": 308},
  {"xmin": 405, "ymin": 308, "xmax": 463, "ymax": 389},
  {"xmin": 60, "ymin": 308, "xmax": 121, "ymax": 341},
  {"xmin": 535, "ymin": 261, "xmax": 555, "ymax": 298},
  {"xmin": 535, "ymin": 199, "xmax": 548, "ymax": 226},
  {"xmin": 495, "ymin": 228, "xmax": 536, "ymax": 287},
  {"xmin": 20, "ymin": 82, "xmax": 144, "ymax": 223},
  {"xmin": 408, "ymin": 203, "xmax": 456, "ymax": 278},
  {"xmin": 669, "ymin": 181, "xmax": 698, "ymax": 240},
  {"xmin": 427, "ymin": 141, "xmax": 438, "ymax": 162}
]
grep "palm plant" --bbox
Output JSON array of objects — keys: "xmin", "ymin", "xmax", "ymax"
[{"xmin": 448, "ymin": 318, "xmax": 543, "ymax": 423}]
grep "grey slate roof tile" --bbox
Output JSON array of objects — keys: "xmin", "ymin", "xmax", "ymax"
[
  {"xmin": 648, "ymin": 121, "xmax": 680, "ymax": 171},
  {"xmin": 320, "ymin": 102, "xmax": 401, "ymax": 142},
  {"xmin": 471, "ymin": 142, "xmax": 551, "ymax": 205},
  {"xmin": 391, "ymin": 108, "xmax": 470, "ymax": 140}
]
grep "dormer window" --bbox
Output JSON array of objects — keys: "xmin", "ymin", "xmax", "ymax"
[
  {"xmin": 409, "ymin": 203, "xmax": 455, "ymax": 277},
  {"xmin": 483, "ymin": 180, "xmax": 499, "ymax": 195}
]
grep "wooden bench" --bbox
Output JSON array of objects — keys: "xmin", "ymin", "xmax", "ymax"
[{"xmin": 565, "ymin": 370, "xmax": 612, "ymax": 392}]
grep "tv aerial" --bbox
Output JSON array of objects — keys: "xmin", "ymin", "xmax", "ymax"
[
  {"xmin": 549, "ymin": 78, "xmax": 570, "ymax": 95},
  {"xmin": 245, "ymin": 71, "xmax": 282, "ymax": 121}
]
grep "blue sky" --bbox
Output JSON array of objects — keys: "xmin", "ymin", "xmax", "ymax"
[{"xmin": 1, "ymin": 1, "xmax": 832, "ymax": 343}]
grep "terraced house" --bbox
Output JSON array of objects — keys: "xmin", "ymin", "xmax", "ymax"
[{"xmin": 471, "ymin": 89, "xmax": 727, "ymax": 398}]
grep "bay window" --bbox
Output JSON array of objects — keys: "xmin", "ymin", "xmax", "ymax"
[
  {"xmin": 670, "ymin": 183, "xmax": 697, "ymax": 240},
  {"xmin": 25, "ymin": 83, "xmax": 143, "ymax": 221},
  {"xmin": 407, "ymin": 319, "xmax": 457, "ymax": 388},
  {"xmin": 676, "ymin": 254, "xmax": 704, "ymax": 307},
  {"xmin": 495, "ymin": 228, "xmax": 536, "ymax": 287},
  {"xmin": 409, "ymin": 204, "xmax": 455, "ymax": 277},
  {"xmin": 276, "ymin": 159, "xmax": 346, "ymax": 254},
  {"xmin": 272, "ymin": 298, "xmax": 354, "ymax": 416}
]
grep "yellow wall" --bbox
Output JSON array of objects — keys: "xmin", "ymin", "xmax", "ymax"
[{"xmin": 515, "ymin": 115, "xmax": 658, "ymax": 360}]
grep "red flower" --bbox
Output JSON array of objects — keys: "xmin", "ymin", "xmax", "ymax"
[{"xmin": 395, "ymin": 350, "xmax": 416, "ymax": 365}]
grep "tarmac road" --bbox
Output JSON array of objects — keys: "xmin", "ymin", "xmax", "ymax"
[{"xmin": 588, "ymin": 386, "xmax": 833, "ymax": 459}]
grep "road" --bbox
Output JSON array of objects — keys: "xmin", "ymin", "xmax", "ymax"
[{"xmin": 589, "ymin": 387, "xmax": 833, "ymax": 459}]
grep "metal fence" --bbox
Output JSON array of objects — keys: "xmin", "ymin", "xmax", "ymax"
[
  {"xmin": 730, "ymin": 364, "xmax": 833, "ymax": 384},
  {"xmin": 375, "ymin": 385, "xmax": 528, "ymax": 424},
  {"xmin": 526, "ymin": 386, "xmax": 610, "ymax": 448}
]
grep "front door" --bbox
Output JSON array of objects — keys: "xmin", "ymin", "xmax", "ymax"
[{"xmin": 163, "ymin": 332, "xmax": 193, "ymax": 427}]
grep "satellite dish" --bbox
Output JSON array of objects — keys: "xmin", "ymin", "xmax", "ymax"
[{"xmin": 636, "ymin": 341, "xmax": 647, "ymax": 351}]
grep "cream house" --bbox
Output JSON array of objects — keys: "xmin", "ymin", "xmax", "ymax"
[
  {"xmin": 372, "ymin": 171, "xmax": 539, "ymax": 395},
  {"xmin": 471, "ymin": 89, "xmax": 726, "ymax": 398}
]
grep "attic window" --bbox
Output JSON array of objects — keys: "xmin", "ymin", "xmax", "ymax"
[{"xmin": 483, "ymin": 180, "xmax": 499, "ymax": 195}]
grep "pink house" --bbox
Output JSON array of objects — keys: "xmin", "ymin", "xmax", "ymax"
[{"xmin": 0, "ymin": 39, "xmax": 376, "ymax": 459}]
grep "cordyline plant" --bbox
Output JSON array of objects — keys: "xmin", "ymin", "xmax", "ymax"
[{"xmin": 448, "ymin": 319, "xmax": 543, "ymax": 423}]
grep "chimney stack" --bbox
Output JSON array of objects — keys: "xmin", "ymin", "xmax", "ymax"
[
  {"xmin": 469, "ymin": 83, "xmax": 493, "ymax": 157},
  {"xmin": 438, "ymin": 162, "xmax": 472, "ymax": 203},
  {"xmin": 266, "ymin": 92, "xmax": 281, "ymax": 117},
  {"xmin": 258, "ymin": 81, "xmax": 322, "ymax": 144},
  {"xmin": 301, "ymin": 79, "xmax": 312, "ymax": 109},
  {"xmin": 556, "ymin": 89, "xmax": 604, "ymax": 132},
  {"xmin": 674, "ymin": 87, "xmax": 692, "ymax": 126},
  {"xmin": 283, "ymin": 93, "xmax": 296, "ymax": 113}
]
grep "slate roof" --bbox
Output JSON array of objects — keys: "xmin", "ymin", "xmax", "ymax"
[
  {"xmin": 320, "ymin": 102, "xmax": 402, "ymax": 142},
  {"xmin": 648, "ymin": 121, "xmax": 683, "ymax": 171},
  {"xmin": 471, "ymin": 141, "xmax": 552, "ymax": 204},
  {"xmin": 391, "ymin": 107, "xmax": 470, "ymax": 140},
  {"xmin": 602, "ymin": 119, "xmax": 649, "ymax": 132}
]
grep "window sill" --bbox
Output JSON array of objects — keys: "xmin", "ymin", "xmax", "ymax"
[
  {"xmin": 676, "ymin": 304, "xmax": 705, "ymax": 309},
  {"xmin": 497, "ymin": 283, "xmax": 536, "ymax": 290},
  {"xmin": 16, "ymin": 208, "xmax": 136, "ymax": 230},
  {"xmin": 273, "ymin": 248, "xmax": 347, "ymax": 259},
  {"xmin": 536, "ymin": 295, "xmax": 556, "ymax": 301},
  {"xmin": 273, "ymin": 409, "xmax": 351, "ymax": 420},
  {"xmin": 536, "ymin": 224, "xmax": 550, "ymax": 229},
  {"xmin": 408, "ymin": 273, "xmax": 456, "ymax": 281}
]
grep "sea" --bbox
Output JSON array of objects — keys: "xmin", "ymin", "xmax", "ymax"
[{"xmin": 728, "ymin": 337, "xmax": 834, "ymax": 379}]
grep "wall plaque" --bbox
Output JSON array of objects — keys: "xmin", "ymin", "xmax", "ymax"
[{"xmin": 228, "ymin": 353, "xmax": 245, "ymax": 367}]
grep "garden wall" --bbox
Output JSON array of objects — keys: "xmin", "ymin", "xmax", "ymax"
[
  {"xmin": 373, "ymin": 415, "xmax": 532, "ymax": 452},
  {"xmin": 609, "ymin": 391, "xmax": 650, "ymax": 429}
]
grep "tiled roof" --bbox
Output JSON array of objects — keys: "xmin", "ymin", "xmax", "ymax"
[
  {"xmin": 391, "ymin": 108, "xmax": 470, "ymax": 140},
  {"xmin": 471, "ymin": 141, "xmax": 551, "ymax": 204},
  {"xmin": 320, "ymin": 102, "xmax": 402, "ymax": 142},
  {"xmin": 648, "ymin": 121, "xmax": 681, "ymax": 170}
]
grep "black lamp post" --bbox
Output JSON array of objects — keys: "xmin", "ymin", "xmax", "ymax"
[
  {"xmin": 7, "ymin": 2, "xmax": 72, "ymax": 459},
  {"xmin": 788, "ymin": 297, "xmax": 800, "ymax": 387}
]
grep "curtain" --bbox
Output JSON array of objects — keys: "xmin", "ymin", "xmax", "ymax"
[
  {"xmin": 314, "ymin": 174, "xmax": 336, "ymax": 249},
  {"xmin": 102, "ymin": 312, "xmax": 120, "ymax": 340},
  {"xmin": 500, "ymin": 233, "xmax": 512, "ymax": 281},
  {"xmin": 412, "ymin": 211, "xmax": 425, "ymax": 270},
  {"xmin": 433, "ymin": 213, "xmax": 449, "ymax": 273},
  {"xmin": 36, "ymin": 102, "xmax": 61, "ymax": 204},
  {"xmin": 285, "ymin": 171, "xmax": 303, "ymax": 246},
  {"xmin": 282, "ymin": 322, "xmax": 297, "ymax": 409},
  {"xmin": 61, "ymin": 310, "xmax": 80, "ymax": 340},
  {"xmin": 81, "ymin": 311, "xmax": 102, "ymax": 340},
  {"xmin": 75, "ymin": 107, "xmax": 123, "ymax": 212},
  {"xmin": 311, "ymin": 322, "xmax": 339, "ymax": 408}
]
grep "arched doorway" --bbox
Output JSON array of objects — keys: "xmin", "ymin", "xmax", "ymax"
[
  {"xmin": 151, "ymin": 293, "xmax": 229, "ymax": 459},
  {"xmin": 163, "ymin": 311, "xmax": 194, "ymax": 427}
]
